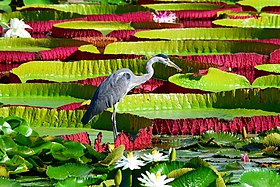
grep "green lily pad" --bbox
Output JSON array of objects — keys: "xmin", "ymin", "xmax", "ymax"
[
  {"xmin": 46, "ymin": 163, "xmax": 93, "ymax": 180},
  {"xmin": 239, "ymin": 169, "xmax": 280, "ymax": 186},
  {"xmin": 255, "ymin": 64, "xmax": 280, "ymax": 74},
  {"xmin": 17, "ymin": 4, "xmax": 150, "ymax": 15},
  {"xmin": 0, "ymin": 38, "xmax": 89, "ymax": 52},
  {"xmin": 53, "ymin": 21, "xmax": 134, "ymax": 36},
  {"xmin": 213, "ymin": 13, "xmax": 280, "ymax": 28},
  {"xmin": 11, "ymin": 57, "xmax": 202, "ymax": 83},
  {"xmin": 134, "ymin": 28, "xmax": 280, "ymax": 40},
  {"xmin": 153, "ymin": 0, "xmax": 238, "ymax": 3},
  {"xmin": 0, "ymin": 83, "xmax": 95, "ymax": 108},
  {"xmin": 144, "ymin": 3, "xmax": 222, "ymax": 11},
  {"xmin": 168, "ymin": 68, "xmax": 251, "ymax": 92},
  {"xmin": 201, "ymin": 131, "xmax": 241, "ymax": 146},
  {"xmin": 0, "ymin": 177, "xmax": 20, "ymax": 187},
  {"xmin": 104, "ymin": 40, "xmax": 279, "ymax": 55},
  {"xmin": 252, "ymin": 75, "xmax": 280, "ymax": 89},
  {"xmin": 237, "ymin": 0, "xmax": 280, "ymax": 12}
]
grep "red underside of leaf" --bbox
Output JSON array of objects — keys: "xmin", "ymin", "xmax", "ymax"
[
  {"xmin": 269, "ymin": 49, "xmax": 280, "ymax": 64},
  {"xmin": 0, "ymin": 51, "xmax": 37, "ymax": 64},
  {"xmin": 173, "ymin": 7, "xmax": 242, "ymax": 20},
  {"xmin": 86, "ymin": 11, "xmax": 153, "ymax": 22},
  {"xmin": 38, "ymin": 46, "xmax": 78, "ymax": 61},
  {"xmin": 180, "ymin": 20, "xmax": 213, "ymax": 28},
  {"xmin": 107, "ymin": 29, "xmax": 140, "ymax": 41},
  {"xmin": 182, "ymin": 53, "xmax": 268, "ymax": 69},
  {"xmin": 75, "ymin": 52, "xmax": 141, "ymax": 60},
  {"xmin": 57, "ymin": 102, "xmax": 83, "ymax": 110},
  {"xmin": 51, "ymin": 27, "xmax": 103, "ymax": 38},
  {"xmin": 61, "ymin": 131, "xmax": 91, "ymax": 145},
  {"xmin": 94, "ymin": 132, "xmax": 110, "ymax": 152},
  {"xmin": 152, "ymin": 115, "xmax": 280, "ymax": 135}
]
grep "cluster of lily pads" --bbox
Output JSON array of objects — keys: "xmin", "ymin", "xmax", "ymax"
[
  {"xmin": 0, "ymin": 0, "xmax": 279, "ymax": 186},
  {"xmin": 1, "ymin": 116, "xmax": 280, "ymax": 186}
]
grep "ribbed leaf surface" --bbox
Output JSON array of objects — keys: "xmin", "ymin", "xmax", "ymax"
[
  {"xmin": 252, "ymin": 75, "xmax": 280, "ymax": 89},
  {"xmin": 134, "ymin": 28, "xmax": 280, "ymax": 40},
  {"xmin": 237, "ymin": 0, "xmax": 280, "ymax": 12},
  {"xmin": 116, "ymin": 88, "xmax": 280, "ymax": 119},
  {"xmin": 104, "ymin": 41, "xmax": 280, "ymax": 55},
  {"xmin": 213, "ymin": 13, "xmax": 280, "ymax": 28},
  {"xmin": 255, "ymin": 64, "xmax": 280, "ymax": 73},
  {"xmin": 169, "ymin": 68, "xmax": 251, "ymax": 92},
  {"xmin": 17, "ymin": 4, "xmax": 150, "ymax": 15},
  {"xmin": 53, "ymin": 21, "xmax": 134, "ymax": 36},
  {"xmin": 0, "ymin": 83, "xmax": 95, "ymax": 108},
  {"xmin": 144, "ymin": 3, "xmax": 222, "ymax": 11},
  {"xmin": 11, "ymin": 58, "xmax": 212, "ymax": 83},
  {"xmin": 0, "ymin": 38, "xmax": 88, "ymax": 52}
]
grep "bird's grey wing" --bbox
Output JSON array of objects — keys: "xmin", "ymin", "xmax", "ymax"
[{"xmin": 81, "ymin": 70, "xmax": 132, "ymax": 124}]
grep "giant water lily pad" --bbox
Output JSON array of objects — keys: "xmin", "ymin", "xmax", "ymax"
[
  {"xmin": 168, "ymin": 68, "xmax": 251, "ymax": 92},
  {"xmin": 134, "ymin": 28, "xmax": 280, "ymax": 40},
  {"xmin": 0, "ymin": 83, "xmax": 95, "ymax": 108},
  {"xmin": 252, "ymin": 75, "xmax": 280, "ymax": 89},
  {"xmin": 10, "ymin": 58, "xmax": 209, "ymax": 83},
  {"xmin": 0, "ymin": 38, "xmax": 88, "ymax": 52},
  {"xmin": 17, "ymin": 4, "xmax": 150, "ymax": 15},
  {"xmin": 237, "ymin": 0, "xmax": 280, "ymax": 12},
  {"xmin": 53, "ymin": 21, "xmax": 134, "ymax": 36},
  {"xmin": 103, "ymin": 41, "xmax": 280, "ymax": 56},
  {"xmin": 213, "ymin": 13, "xmax": 280, "ymax": 28},
  {"xmin": 143, "ymin": 3, "xmax": 222, "ymax": 11},
  {"xmin": 255, "ymin": 64, "xmax": 280, "ymax": 74}
]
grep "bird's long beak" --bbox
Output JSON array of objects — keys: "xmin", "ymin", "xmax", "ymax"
[{"xmin": 168, "ymin": 59, "xmax": 182, "ymax": 72}]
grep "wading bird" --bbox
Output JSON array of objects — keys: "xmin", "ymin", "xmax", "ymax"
[{"xmin": 81, "ymin": 54, "xmax": 182, "ymax": 140}]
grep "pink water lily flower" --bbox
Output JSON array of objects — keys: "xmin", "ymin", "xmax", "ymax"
[
  {"xmin": 241, "ymin": 153, "xmax": 250, "ymax": 162},
  {"xmin": 2, "ymin": 18, "xmax": 32, "ymax": 38},
  {"xmin": 152, "ymin": 11, "xmax": 178, "ymax": 23}
]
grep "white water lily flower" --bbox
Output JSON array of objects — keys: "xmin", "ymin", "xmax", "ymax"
[
  {"xmin": 141, "ymin": 149, "xmax": 169, "ymax": 163},
  {"xmin": 2, "ymin": 18, "xmax": 32, "ymax": 38},
  {"xmin": 138, "ymin": 171, "xmax": 174, "ymax": 187},
  {"xmin": 115, "ymin": 152, "xmax": 145, "ymax": 170},
  {"xmin": 152, "ymin": 11, "xmax": 177, "ymax": 23}
]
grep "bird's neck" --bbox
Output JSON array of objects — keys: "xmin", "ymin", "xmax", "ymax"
[{"xmin": 144, "ymin": 58, "xmax": 155, "ymax": 79}]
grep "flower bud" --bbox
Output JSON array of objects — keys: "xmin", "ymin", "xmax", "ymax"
[
  {"xmin": 169, "ymin": 147, "xmax": 176, "ymax": 161},
  {"xmin": 114, "ymin": 169, "xmax": 122, "ymax": 186}
]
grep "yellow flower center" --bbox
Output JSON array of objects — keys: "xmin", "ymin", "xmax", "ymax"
[
  {"xmin": 152, "ymin": 150, "xmax": 159, "ymax": 156},
  {"xmin": 127, "ymin": 152, "xmax": 134, "ymax": 159},
  {"xmin": 155, "ymin": 172, "xmax": 161, "ymax": 181}
]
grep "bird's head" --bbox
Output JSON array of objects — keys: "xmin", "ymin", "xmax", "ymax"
[{"xmin": 155, "ymin": 54, "xmax": 182, "ymax": 71}]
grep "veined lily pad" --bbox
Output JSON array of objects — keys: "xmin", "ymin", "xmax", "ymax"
[
  {"xmin": 153, "ymin": 0, "xmax": 238, "ymax": 3},
  {"xmin": 0, "ymin": 38, "xmax": 89, "ymax": 52},
  {"xmin": 168, "ymin": 68, "xmax": 251, "ymax": 92},
  {"xmin": 17, "ymin": 4, "xmax": 150, "ymax": 15},
  {"xmin": 0, "ymin": 83, "xmax": 95, "ymax": 108},
  {"xmin": 53, "ymin": 21, "xmax": 135, "ymax": 36},
  {"xmin": 0, "ymin": 10, "xmax": 83, "ymax": 23},
  {"xmin": 239, "ymin": 169, "xmax": 280, "ymax": 186},
  {"xmin": 252, "ymin": 75, "xmax": 280, "ymax": 89},
  {"xmin": 134, "ymin": 28, "xmax": 280, "ymax": 40},
  {"xmin": 104, "ymin": 41, "xmax": 280, "ymax": 56},
  {"xmin": 115, "ymin": 88, "xmax": 280, "ymax": 120},
  {"xmin": 10, "ymin": 57, "xmax": 207, "ymax": 83},
  {"xmin": 255, "ymin": 64, "xmax": 280, "ymax": 73},
  {"xmin": 237, "ymin": 0, "xmax": 280, "ymax": 12},
  {"xmin": 213, "ymin": 13, "xmax": 280, "ymax": 28},
  {"xmin": 143, "ymin": 3, "xmax": 222, "ymax": 11}
]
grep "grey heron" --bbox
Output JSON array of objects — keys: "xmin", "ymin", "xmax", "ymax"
[{"xmin": 81, "ymin": 54, "xmax": 182, "ymax": 140}]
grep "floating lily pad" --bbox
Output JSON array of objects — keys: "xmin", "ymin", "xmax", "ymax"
[
  {"xmin": 17, "ymin": 4, "xmax": 150, "ymax": 15},
  {"xmin": 169, "ymin": 68, "xmax": 251, "ymax": 92},
  {"xmin": 213, "ymin": 13, "xmax": 280, "ymax": 28},
  {"xmin": 53, "ymin": 21, "xmax": 134, "ymax": 36},
  {"xmin": 104, "ymin": 40, "xmax": 279, "ymax": 55},
  {"xmin": 237, "ymin": 0, "xmax": 280, "ymax": 12},
  {"xmin": 255, "ymin": 64, "xmax": 280, "ymax": 74},
  {"xmin": 252, "ymin": 75, "xmax": 280, "ymax": 89},
  {"xmin": 0, "ymin": 38, "xmax": 88, "ymax": 52},
  {"xmin": 134, "ymin": 28, "xmax": 280, "ymax": 40},
  {"xmin": 144, "ymin": 3, "xmax": 222, "ymax": 11},
  {"xmin": 0, "ymin": 83, "xmax": 95, "ymax": 108}
]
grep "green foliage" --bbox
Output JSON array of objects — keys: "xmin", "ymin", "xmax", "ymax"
[
  {"xmin": 100, "ymin": 145, "xmax": 125, "ymax": 166},
  {"xmin": 169, "ymin": 68, "xmax": 251, "ymax": 92},
  {"xmin": 255, "ymin": 64, "xmax": 280, "ymax": 73},
  {"xmin": 237, "ymin": 0, "xmax": 280, "ymax": 12},
  {"xmin": 239, "ymin": 169, "xmax": 280, "ymax": 186},
  {"xmin": 200, "ymin": 131, "xmax": 241, "ymax": 146},
  {"xmin": 0, "ymin": 177, "xmax": 20, "ymax": 187},
  {"xmin": 23, "ymin": 0, "xmax": 59, "ymax": 5},
  {"xmin": 263, "ymin": 133, "xmax": 280, "ymax": 147}
]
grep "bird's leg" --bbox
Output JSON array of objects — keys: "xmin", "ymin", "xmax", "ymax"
[{"xmin": 112, "ymin": 103, "xmax": 118, "ymax": 141}]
